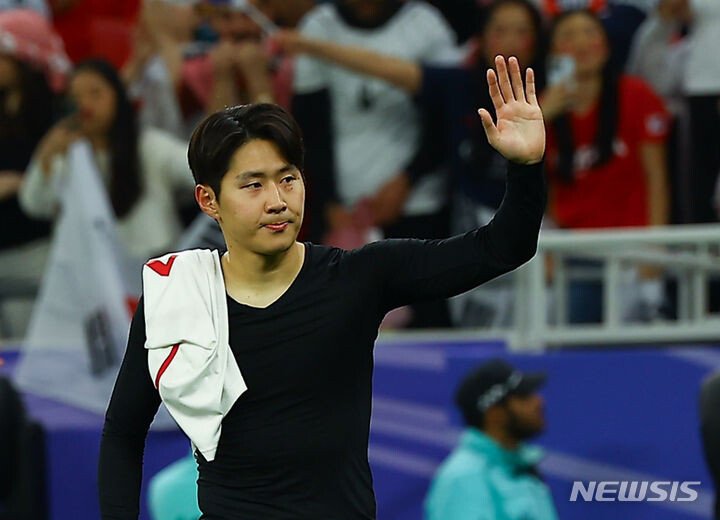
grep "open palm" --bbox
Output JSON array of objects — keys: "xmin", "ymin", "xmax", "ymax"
[{"xmin": 479, "ymin": 56, "xmax": 545, "ymax": 165}]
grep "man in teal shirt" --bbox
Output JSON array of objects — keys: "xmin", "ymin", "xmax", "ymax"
[{"xmin": 425, "ymin": 359, "xmax": 558, "ymax": 520}]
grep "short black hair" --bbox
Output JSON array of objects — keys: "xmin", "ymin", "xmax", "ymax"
[{"xmin": 188, "ymin": 103, "xmax": 305, "ymax": 197}]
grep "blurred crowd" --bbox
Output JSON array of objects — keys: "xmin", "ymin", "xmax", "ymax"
[{"xmin": 0, "ymin": 0, "xmax": 719, "ymax": 336}]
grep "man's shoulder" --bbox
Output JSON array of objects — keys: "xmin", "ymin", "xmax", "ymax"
[
  {"xmin": 298, "ymin": 3, "xmax": 341, "ymax": 34},
  {"xmin": 399, "ymin": 1, "xmax": 451, "ymax": 25},
  {"xmin": 435, "ymin": 444, "xmax": 491, "ymax": 482}
]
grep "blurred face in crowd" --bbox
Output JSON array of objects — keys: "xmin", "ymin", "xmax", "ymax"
[
  {"xmin": 341, "ymin": 0, "xmax": 399, "ymax": 24},
  {"xmin": 213, "ymin": 139, "xmax": 305, "ymax": 256},
  {"xmin": 482, "ymin": 3, "xmax": 537, "ymax": 69},
  {"xmin": 502, "ymin": 392, "xmax": 545, "ymax": 440},
  {"xmin": 0, "ymin": 54, "xmax": 19, "ymax": 89},
  {"xmin": 550, "ymin": 11, "xmax": 609, "ymax": 78},
  {"xmin": 69, "ymin": 70, "xmax": 117, "ymax": 137}
]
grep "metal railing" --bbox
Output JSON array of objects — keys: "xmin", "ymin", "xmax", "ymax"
[{"xmin": 511, "ymin": 224, "xmax": 720, "ymax": 350}]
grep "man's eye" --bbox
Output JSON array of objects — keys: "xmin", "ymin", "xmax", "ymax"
[
  {"xmin": 243, "ymin": 183, "xmax": 262, "ymax": 189},
  {"xmin": 282, "ymin": 176, "xmax": 297, "ymax": 184}
]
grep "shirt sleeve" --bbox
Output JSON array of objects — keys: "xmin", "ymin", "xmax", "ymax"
[
  {"xmin": 140, "ymin": 129, "xmax": 195, "ymax": 191},
  {"xmin": 18, "ymin": 155, "xmax": 65, "ymax": 219},
  {"xmin": 98, "ymin": 298, "xmax": 162, "ymax": 519},
  {"xmin": 356, "ymin": 161, "xmax": 545, "ymax": 311},
  {"xmin": 630, "ymin": 78, "xmax": 670, "ymax": 144},
  {"xmin": 625, "ymin": 14, "xmax": 679, "ymax": 97}
]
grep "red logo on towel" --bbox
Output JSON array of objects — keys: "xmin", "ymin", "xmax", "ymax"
[{"xmin": 147, "ymin": 255, "xmax": 178, "ymax": 277}]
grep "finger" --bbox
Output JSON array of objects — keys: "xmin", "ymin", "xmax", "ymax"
[
  {"xmin": 486, "ymin": 68, "xmax": 504, "ymax": 112},
  {"xmin": 478, "ymin": 108, "xmax": 499, "ymax": 144},
  {"xmin": 525, "ymin": 67, "xmax": 538, "ymax": 106},
  {"xmin": 495, "ymin": 55, "xmax": 514, "ymax": 102},
  {"xmin": 509, "ymin": 56, "xmax": 525, "ymax": 103}
]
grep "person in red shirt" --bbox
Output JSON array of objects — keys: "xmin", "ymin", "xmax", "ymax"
[
  {"xmin": 541, "ymin": 8, "xmax": 670, "ymax": 230},
  {"xmin": 540, "ymin": 8, "xmax": 670, "ymax": 323}
]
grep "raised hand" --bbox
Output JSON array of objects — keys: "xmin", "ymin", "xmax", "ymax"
[{"xmin": 479, "ymin": 56, "xmax": 545, "ymax": 165}]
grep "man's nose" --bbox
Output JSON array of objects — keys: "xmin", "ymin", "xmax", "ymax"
[{"xmin": 265, "ymin": 183, "xmax": 287, "ymax": 213}]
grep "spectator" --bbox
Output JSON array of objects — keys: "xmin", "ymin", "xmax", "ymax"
[
  {"xmin": 19, "ymin": 59, "xmax": 195, "ymax": 262},
  {"xmin": 180, "ymin": 0, "xmax": 290, "ymax": 117},
  {"xmin": 425, "ymin": 359, "xmax": 557, "ymax": 520},
  {"xmin": 684, "ymin": 0, "xmax": 720, "ymax": 223},
  {"xmin": 128, "ymin": 0, "xmax": 315, "ymax": 139},
  {"xmin": 627, "ymin": 0, "xmax": 692, "ymax": 222},
  {"xmin": 51, "ymin": 0, "xmax": 141, "ymax": 68},
  {"xmin": 0, "ymin": 0, "xmax": 48, "ymax": 17},
  {"xmin": 0, "ymin": 9, "xmax": 68, "ymax": 251},
  {"xmin": 541, "ymin": 8, "xmax": 670, "ymax": 322},
  {"xmin": 276, "ymin": 0, "xmax": 547, "ymax": 327},
  {"xmin": 290, "ymin": 0, "xmax": 461, "ymax": 328},
  {"xmin": 0, "ymin": 9, "xmax": 70, "ymax": 336},
  {"xmin": 543, "ymin": 0, "xmax": 654, "ymax": 68},
  {"xmin": 121, "ymin": 0, "xmax": 199, "ymax": 138}
]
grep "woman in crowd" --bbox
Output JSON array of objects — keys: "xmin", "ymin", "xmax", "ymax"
[
  {"xmin": 19, "ymin": 59, "xmax": 196, "ymax": 262},
  {"xmin": 541, "ymin": 9, "xmax": 670, "ymax": 321}
]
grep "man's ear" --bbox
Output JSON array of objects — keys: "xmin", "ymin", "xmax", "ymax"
[{"xmin": 195, "ymin": 184, "xmax": 219, "ymax": 221}]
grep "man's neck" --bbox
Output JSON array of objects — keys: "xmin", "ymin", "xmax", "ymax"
[
  {"xmin": 483, "ymin": 425, "xmax": 520, "ymax": 451},
  {"xmin": 222, "ymin": 241, "xmax": 304, "ymax": 290}
]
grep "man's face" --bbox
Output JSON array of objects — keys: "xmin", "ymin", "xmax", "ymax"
[
  {"xmin": 214, "ymin": 139, "xmax": 305, "ymax": 256},
  {"xmin": 503, "ymin": 392, "xmax": 545, "ymax": 441}
]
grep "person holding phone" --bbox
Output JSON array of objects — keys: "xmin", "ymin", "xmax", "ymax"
[
  {"xmin": 19, "ymin": 59, "xmax": 196, "ymax": 262},
  {"xmin": 540, "ymin": 9, "xmax": 670, "ymax": 322}
]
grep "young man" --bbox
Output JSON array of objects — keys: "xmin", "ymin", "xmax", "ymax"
[
  {"xmin": 98, "ymin": 55, "xmax": 546, "ymax": 519},
  {"xmin": 425, "ymin": 359, "xmax": 558, "ymax": 520}
]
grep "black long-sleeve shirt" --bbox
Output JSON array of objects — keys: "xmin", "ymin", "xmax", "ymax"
[{"xmin": 98, "ymin": 161, "xmax": 545, "ymax": 520}]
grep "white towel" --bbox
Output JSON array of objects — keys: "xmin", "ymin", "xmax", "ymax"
[{"xmin": 142, "ymin": 249, "xmax": 247, "ymax": 461}]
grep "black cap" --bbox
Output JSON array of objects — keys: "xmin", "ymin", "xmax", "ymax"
[{"xmin": 454, "ymin": 359, "xmax": 546, "ymax": 427}]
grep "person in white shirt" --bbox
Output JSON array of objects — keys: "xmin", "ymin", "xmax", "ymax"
[
  {"xmin": 292, "ymin": 0, "xmax": 461, "ymax": 327},
  {"xmin": 629, "ymin": 0, "xmax": 720, "ymax": 222},
  {"xmin": 20, "ymin": 59, "xmax": 196, "ymax": 263}
]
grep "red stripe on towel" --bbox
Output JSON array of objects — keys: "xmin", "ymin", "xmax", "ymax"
[{"xmin": 155, "ymin": 343, "xmax": 180, "ymax": 389}]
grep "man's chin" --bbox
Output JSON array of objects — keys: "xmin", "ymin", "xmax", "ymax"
[{"xmin": 255, "ymin": 234, "xmax": 299, "ymax": 256}]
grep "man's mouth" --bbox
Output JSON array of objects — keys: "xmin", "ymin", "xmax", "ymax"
[{"xmin": 264, "ymin": 221, "xmax": 289, "ymax": 232}]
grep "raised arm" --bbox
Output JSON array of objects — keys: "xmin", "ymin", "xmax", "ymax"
[
  {"xmin": 357, "ymin": 56, "xmax": 546, "ymax": 309},
  {"xmin": 274, "ymin": 30, "xmax": 423, "ymax": 94},
  {"xmin": 98, "ymin": 298, "xmax": 162, "ymax": 519}
]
